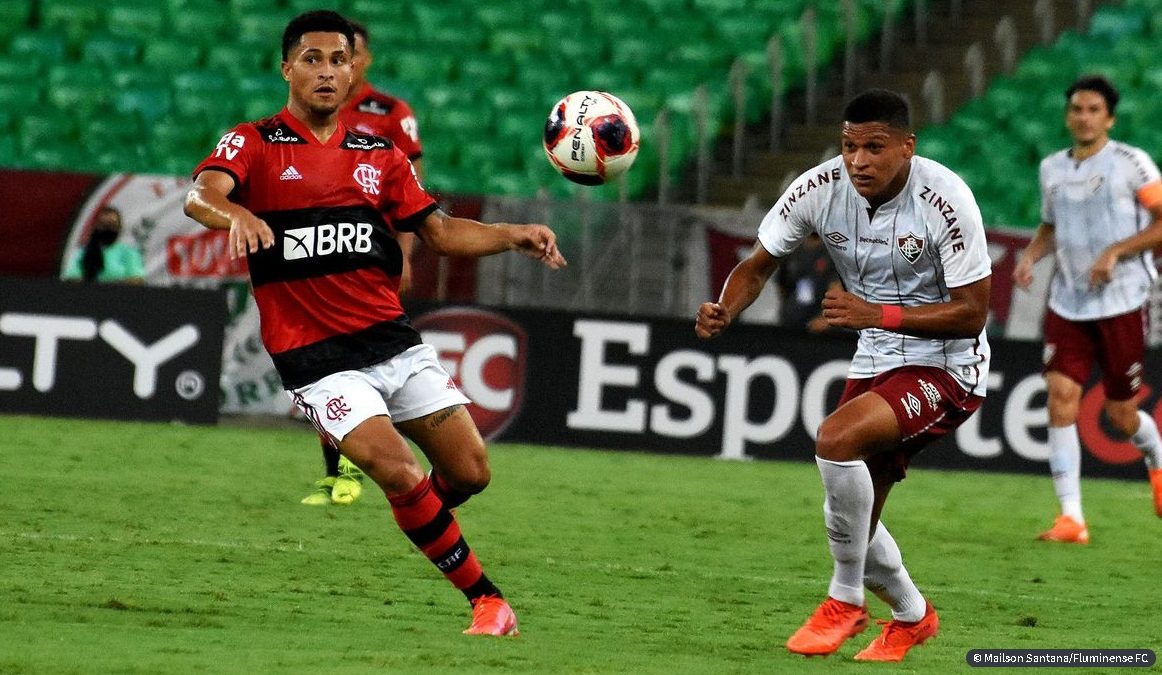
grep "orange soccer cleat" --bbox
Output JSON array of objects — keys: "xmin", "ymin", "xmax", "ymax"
[
  {"xmin": 1037, "ymin": 514, "xmax": 1090, "ymax": 544},
  {"xmin": 854, "ymin": 600, "xmax": 939, "ymax": 662},
  {"xmin": 1150, "ymin": 469, "xmax": 1162, "ymax": 518},
  {"xmin": 463, "ymin": 596, "xmax": 519, "ymax": 636},
  {"xmin": 785, "ymin": 597, "xmax": 870, "ymax": 656}
]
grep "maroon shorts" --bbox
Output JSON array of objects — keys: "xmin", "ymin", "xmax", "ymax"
[
  {"xmin": 1043, "ymin": 307, "xmax": 1147, "ymax": 401},
  {"xmin": 839, "ymin": 365, "xmax": 984, "ymax": 481}
]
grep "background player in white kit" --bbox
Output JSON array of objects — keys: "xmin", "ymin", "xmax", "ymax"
[
  {"xmin": 1013, "ymin": 75, "xmax": 1162, "ymax": 543},
  {"xmin": 697, "ymin": 89, "xmax": 991, "ymax": 662}
]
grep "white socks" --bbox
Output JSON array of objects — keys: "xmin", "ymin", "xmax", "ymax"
[
  {"xmin": 1132, "ymin": 411, "xmax": 1162, "ymax": 470},
  {"xmin": 816, "ymin": 457, "xmax": 874, "ymax": 607},
  {"xmin": 1048, "ymin": 424, "xmax": 1084, "ymax": 522},
  {"xmin": 864, "ymin": 525, "xmax": 926, "ymax": 622}
]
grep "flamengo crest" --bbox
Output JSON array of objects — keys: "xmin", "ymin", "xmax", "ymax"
[
  {"xmin": 353, "ymin": 163, "xmax": 381, "ymax": 195},
  {"xmin": 897, "ymin": 233, "xmax": 925, "ymax": 264}
]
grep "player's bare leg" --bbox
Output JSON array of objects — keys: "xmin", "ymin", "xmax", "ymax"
[
  {"xmin": 396, "ymin": 405, "xmax": 489, "ymax": 509},
  {"xmin": 340, "ymin": 415, "xmax": 517, "ymax": 636},
  {"xmin": 786, "ymin": 392, "xmax": 897, "ymax": 656}
]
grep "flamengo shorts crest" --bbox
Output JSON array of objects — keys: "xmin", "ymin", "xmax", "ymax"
[{"xmin": 288, "ymin": 344, "xmax": 471, "ymax": 444}]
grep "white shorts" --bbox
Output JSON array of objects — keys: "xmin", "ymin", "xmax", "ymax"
[{"xmin": 287, "ymin": 344, "xmax": 471, "ymax": 444}]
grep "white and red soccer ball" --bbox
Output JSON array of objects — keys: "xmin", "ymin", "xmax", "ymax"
[{"xmin": 543, "ymin": 91, "xmax": 640, "ymax": 185}]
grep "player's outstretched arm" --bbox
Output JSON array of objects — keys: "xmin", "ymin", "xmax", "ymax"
[
  {"xmin": 821, "ymin": 276, "xmax": 990, "ymax": 339},
  {"xmin": 695, "ymin": 243, "xmax": 780, "ymax": 339},
  {"xmin": 184, "ymin": 170, "xmax": 274, "ymax": 259},
  {"xmin": 1013, "ymin": 222, "xmax": 1056, "ymax": 290},
  {"xmin": 417, "ymin": 210, "xmax": 567, "ymax": 268}
]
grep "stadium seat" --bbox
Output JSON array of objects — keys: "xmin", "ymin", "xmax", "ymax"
[
  {"xmin": 113, "ymin": 86, "xmax": 173, "ymax": 123},
  {"xmin": 143, "ymin": 39, "xmax": 204, "ymax": 71},
  {"xmin": 172, "ymin": 71, "xmax": 232, "ymax": 119},
  {"xmin": 1086, "ymin": 5, "xmax": 1148, "ymax": 41},
  {"xmin": 0, "ymin": 0, "xmax": 33, "ymax": 47},
  {"xmin": 80, "ymin": 33, "xmax": 141, "ymax": 67},
  {"xmin": 106, "ymin": 3, "xmax": 166, "ymax": 38},
  {"xmin": 7, "ymin": 31, "xmax": 68, "ymax": 65},
  {"xmin": 39, "ymin": 0, "xmax": 105, "ymax": 48},
  {"xmin": 18, "ymin": 111, "xmax": 77, "ymax": 155},
  {"xmin": 347, "ymin": 0, "xmax": 407, "ymax": 26},
  {"xmin": 171, "ymin": 8, "xmax": 229, "ymax": 44},
  {"xmin": 204, "ymin": 44, "xmax": 271, "ymax": 78},
  {"xmin": 46, "ymin": 63, "xmax": 110, "ymax": 115}
]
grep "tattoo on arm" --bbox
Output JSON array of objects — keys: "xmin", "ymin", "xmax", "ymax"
[{"xmin": 427, "ymin": 405, "xmax": 463, "ymax": 430}]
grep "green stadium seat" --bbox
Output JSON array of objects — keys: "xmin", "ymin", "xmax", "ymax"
[
  {"xmin": 46, "ymin": 63, "xmax": 110, "ymax": 115},
  {"xmin": 172, "ymin": 71, "xmax": 232, "ymax": 119},
  {"xmin": 114, "ymin": 86, "xmax": 173, "ymax": 123},
  {"xmin": 106, "ymin": 3, "xmax": 166, "ymax": 38},
  {"xmin": 172, "ymin": 8, "xmax": 230, "ymax": 44},
  {"xmin": 455, "ymin": 55, "xmax": 515, "ymax": 87},
  {"xmin": 80, "ymin": 33, "xmax": 141, "ymax": 67},
  {"xmin": 39, "ymin": 0, "xmax": 105, "ymax": 48},
  {"xmin": 0, "ymin": 0, "xmax": 33, "ymax": 47},
  {"xmin": 347, "ymin": 0, "xmax": 407, "ymax": 26},
  {"xmin": 389, "ymin": 50, "xmax": 455, "ymax": 83},
  {"xmin": 236, "ymin": 12, "xmax": 294, "ymax": 50},
  {"xmin": 143, "ymin": 39, "xmax": 204, "ymax": 71},
  {"xmin": 7, "ymin": 31, "xmax": 68, "ymax": 64},
  {"xmin": 26, "ymin": 142, "xmax": 90, "ymax": 171},
  {"xmin": 18, "ymin": 111, "xmax": 77, "ymax": 154},
  {"xmin": 1087, "ymin": 5, "xmax": 1148, "ymax": 41},
  {"xmin": 204, "ymin": 43, "xmax": 271, "ymax": 78}
]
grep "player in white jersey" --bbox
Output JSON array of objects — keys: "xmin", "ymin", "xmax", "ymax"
[
  {"xmin": 1013, "ymin": 75, "xmax": 1162, "ymax": 543},
  {"xmin": 697, "ymin": 90, "xmax": 991, "ymax": 662}
]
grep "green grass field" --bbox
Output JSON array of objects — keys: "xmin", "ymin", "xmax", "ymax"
[{"xmin": 1, "ymin": 414, "xmax": 1159, "ymax": 674}]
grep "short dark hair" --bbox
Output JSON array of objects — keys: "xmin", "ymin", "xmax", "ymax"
[
  {"xmin": 1066, "ymin": 75, "xmax": 1119, "ymax": 115},
  {"xmin": 843, "ymin": 89, "xmax": 911, "ymax": 131},
  {"xmin": 348, "ymin": 19, "xmax": 368, "ymax": 42},
  {"xmin": 281, "ymin": 10, "xmax": 355, "ymax": 60}
]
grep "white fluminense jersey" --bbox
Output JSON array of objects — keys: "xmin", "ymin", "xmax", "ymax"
[
  {"xmin": 758, "ymin": 155, "xmax": 991, "ymax": 395},
  {"xmin": 1040, "ymin": 140, "xmax": 1161, "ymax": 320}
]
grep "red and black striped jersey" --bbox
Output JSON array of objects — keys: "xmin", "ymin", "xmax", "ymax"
[
  {"xmin": 193, "ymin": 108, "xmax": 437, "ymax": 388},
  {"xmin": 340, "ymin": 83, "xmax": 423, "ymax": 161}
]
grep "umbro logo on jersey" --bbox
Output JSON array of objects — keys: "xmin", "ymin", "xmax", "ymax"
[
  {"xmin": 824, "ymin": 232, "xmax": 849, "ymax": 245},
  {"xmin": 280, "ymin": 165, "xmax": 303, "ymax": 181}
]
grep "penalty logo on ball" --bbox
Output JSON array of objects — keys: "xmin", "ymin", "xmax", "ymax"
[{"xmin": 543, "ymin": 90, "xmax": 640, "ymax": 186}]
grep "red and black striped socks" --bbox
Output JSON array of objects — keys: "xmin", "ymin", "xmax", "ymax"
[{"xmin": 388, "ymin": 476, "xmax": 501, "ymax": 602}]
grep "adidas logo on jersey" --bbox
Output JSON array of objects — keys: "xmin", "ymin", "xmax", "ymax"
[{"xmin": 280, "ymin": 165, "xmax": 303, "ymax": 181}]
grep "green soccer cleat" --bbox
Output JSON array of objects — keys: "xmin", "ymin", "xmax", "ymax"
[
  {"xmin": 331, "ymin": 457, "xmax": 365, "ymax": 505},
  {"xmin": 301, "ymin": 476, "xmax": 336, "ymax": 506}
]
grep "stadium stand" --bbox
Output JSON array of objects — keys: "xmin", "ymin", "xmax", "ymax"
[
  {"xmin": 2, "ymin": 0, "xmax": 901, "ymax": 200},
  {"xmin": 3, "ymin": 0, "xmax": 1157, "ymax": 219}
]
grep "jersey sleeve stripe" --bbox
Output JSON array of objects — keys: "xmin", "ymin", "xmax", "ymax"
[{"xmin": 394, "ymin": 203, "xmax": 439, "ymax": 233}]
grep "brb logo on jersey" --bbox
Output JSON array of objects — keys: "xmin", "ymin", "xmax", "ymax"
[
  {"xmin": 283, "ymin": 222, "xmax": 373, "ymax": 260},
  {"xmin": 353, "ymin": 163, "xmax": 381, "ymax": 195},
  {"xmin": 213, "ymin": 131, "xmax": 245, "ymax": 160},
  {"xmin": 415, "ymin": 308, "xmax": 528, "ymax": 440}
]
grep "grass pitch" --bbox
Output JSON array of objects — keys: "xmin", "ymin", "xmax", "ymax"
[{"xmin": 1, "ymin": 414, "xmax": 1159, "ymax": 674}]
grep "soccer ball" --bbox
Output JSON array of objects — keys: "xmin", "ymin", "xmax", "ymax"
[{"xmin": 543, "ymin": 91, "xmax": 640, "ymax": 185}]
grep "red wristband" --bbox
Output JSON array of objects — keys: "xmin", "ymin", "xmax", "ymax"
[{"xmin": 880, "ymin": 304, "xmax": 903, "ymax": 330}]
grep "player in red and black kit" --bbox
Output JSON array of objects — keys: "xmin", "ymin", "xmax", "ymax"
[
  {"xmin": 184, "ymin": 10, "xmax": 565, "ymax": 636},
  {"xmin": 299, "ymin": 18, "xmax": 429, "ymax": 507}
]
